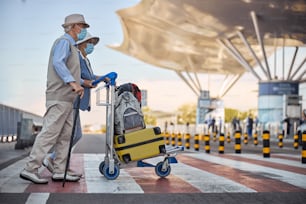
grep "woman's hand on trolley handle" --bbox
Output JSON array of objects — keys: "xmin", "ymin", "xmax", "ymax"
[
  {"xmin": 83, "ymin": 79, "xmax": 97, "ymax": 88},
  {"xmin": 103, "ymin": 77, "xmax": 110, "ymax": 83},
  {"xmin": 69, "ymin": 81, "xmax": 84, "ymax": 98}
]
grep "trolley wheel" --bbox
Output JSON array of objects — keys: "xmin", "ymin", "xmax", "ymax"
[
  {"xmin": 99, "ymin": 161, "xmax": 105, "ymax": 175},
  {"xmin": 155, "ymin": 161, "xmax": 171, "ymax": 178},
  {"xmin": 103, "ymin": 164, "xmax": 120, "ymax": 180}
]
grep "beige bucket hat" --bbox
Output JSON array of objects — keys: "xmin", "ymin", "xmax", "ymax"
[
  {"xmin": 76, "ymin": 32, "xmax": 99, "ymax": 45},
  {"xmin": 62, "ymin": 14, "xmax": 90, "ymax": 28}
]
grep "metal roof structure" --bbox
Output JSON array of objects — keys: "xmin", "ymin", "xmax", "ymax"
[{"xmin": 109, "ymin": 0, "xmax": 306, "ymax": 97}]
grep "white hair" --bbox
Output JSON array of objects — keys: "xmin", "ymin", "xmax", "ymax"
[{"xmin": 64, "ymin": 25, "xmax": 73, "ymax": 33}]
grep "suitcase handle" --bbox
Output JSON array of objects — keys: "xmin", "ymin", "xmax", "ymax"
[{"xmin": 92, "ymin": 72, "xmax": 118, "ymax": 86}]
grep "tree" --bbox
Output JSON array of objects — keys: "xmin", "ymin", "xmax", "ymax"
[
  {"xmin": 225, "ymin": 108, "xmax": 256, "ymax": 123},
  {"xmin": 224, "ymin": 108, "xmax": 240, "ymax": 123},
  {"xmin": 142, "ymin": 106, "xmax": 157, "ymax": 125},
  {"xmin": 176, "ymin": 104, "xmax": 197, "ymax": 124}
]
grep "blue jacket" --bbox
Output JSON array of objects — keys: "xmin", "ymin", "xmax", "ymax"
[{"xmin": 78, "ymin": 52, "xmax": 96, "ymax": 111}]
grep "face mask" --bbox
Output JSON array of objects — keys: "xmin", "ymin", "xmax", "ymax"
[
  {"xmin": 85, "ymin": 43, "xmax": 94, "ymax": 54},
  {"xmin": 77, "ymin": 28, "xmax": 87, "ymax": 41}
]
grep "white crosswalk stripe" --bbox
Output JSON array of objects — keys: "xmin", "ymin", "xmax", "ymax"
[
  {"xmin": 186, "ymin": 153, "xmax": 306, "ymax": 189},
  {"xmin": 230, "ymin": 153, "xmax": 306, "ymax": 168},
  {"xmin": 0, "ymin": 158, "xmax": 30, "ymax": 193},
  {"xmin": 84, "ymin": 154, "xmax": 144, "ymax": 193},
  {"xmin": 169, "ymin": 162, "xmax": 255, "ymax": 192},
  {"xmin": 25, "ymin": 193, "xmax": 49, "ymax": 204}
]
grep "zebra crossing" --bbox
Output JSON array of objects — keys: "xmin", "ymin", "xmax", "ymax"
[{"xmin": 0, "ymin": 152, "xmax": 305, "ymax": 194}]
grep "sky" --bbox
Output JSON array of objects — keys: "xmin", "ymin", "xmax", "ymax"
[{"xmin": 0, "ymin": 0, "xmax": 304, "ymax": 127}]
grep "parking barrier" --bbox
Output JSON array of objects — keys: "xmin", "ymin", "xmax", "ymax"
[
  {"xmin": 218, "ymin": 133, "xmax": 225, "ymax": 154},
  {"xmin": 243, "ymin": 132, "xmax": 248, "ymax": 145},
  {"xmin": 194, "ymin": 134, "xmax": 200, "ymax": 151},
  {"xmin": 171, "ymin": 132, "xmax": 176, "ymax": 146},
  {"xmin": 302, "ymin": 131, "xmax": 306, "ymax": 164},
  {"xmin": 177, "ymin": 132, "xmax": 183, "ymax": 146},
  {"xmin": 234, "ymin": 130, "xmax": 242, "ymax": 153},
  {"xmin": 278, "ymin": 133, "xmax": 283, "ymax": 148},
  {"xmin": 293, "ymin": 134, "xmax": 299, "ymax": 149},
  {"xmin": 253, "ymin": 131, "xmax": 258, "ymax": 146},
  {"xmin": 1, "ymin": 136, "xmax": 7, "ymax": 143},
  {"xmin": 184, "ymin": 133, "xmax": 190, "ymax": 149},
  {"xmin": 262, "ymin": 130, "xmax": 270, "ymax": 158},
  {"xmin": 1, "ymin": 134, "xmax": 18, "ymax": 143},
  {"xmin": 163, "ymin": 132, "xmax": 170, "ymax": 145},
  {"xmin": 12, "ymin": 135, "xmax": 17, "ymax": 142},
  {"xmin": 7, "ymin": 135, "xmax": 13, "ymax": 143},
  {"xmin": 226, "ymin": 131, "xmax": 231, "ymax": 143},
  {"xmin": 204, "ymin": 134, "xmax": 210, "ymax": 153}
]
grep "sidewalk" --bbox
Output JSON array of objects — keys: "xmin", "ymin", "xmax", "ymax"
[{"xmin": 0, "ymin": 141, "xmax": 31, "ymax": 170}]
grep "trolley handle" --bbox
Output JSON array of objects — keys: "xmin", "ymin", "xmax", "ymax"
[{"xmin": 92, "ymin": 72, "xmax": 118, "ymax": 86}]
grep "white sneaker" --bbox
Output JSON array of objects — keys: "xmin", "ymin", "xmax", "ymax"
[
  {"xmin": 42, "ymin": 157, "xmax": 55, "ymax": 173},
  {"xmin": 67, "ymin": 169, "xmax": 82, "ymax": 177},
  {"xmin": 52, "ymin": 173, "xmax": 80, "ymax": 182},
  {"xmin": 20, "ymin": 169, "xmax": 48, "ymax": 184}
]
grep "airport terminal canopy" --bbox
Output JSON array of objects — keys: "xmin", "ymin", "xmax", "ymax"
[{"xmin": 110, "ymin": 0, "xmax": 306, "ymax": 79}]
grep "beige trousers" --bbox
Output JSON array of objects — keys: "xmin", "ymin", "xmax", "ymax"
[{"xmin": 25, "ymin": 100, "xmax": 73, "ymax": 174}]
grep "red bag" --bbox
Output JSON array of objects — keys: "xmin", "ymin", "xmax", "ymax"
[{"xmin": 117, "ymin": 83, "xmax": 142, "ymax": 105}]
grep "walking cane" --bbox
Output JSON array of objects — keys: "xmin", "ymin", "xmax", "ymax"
[{"xmin": 63, "ymin": 95, "xmax": 81, "ymax": 187}]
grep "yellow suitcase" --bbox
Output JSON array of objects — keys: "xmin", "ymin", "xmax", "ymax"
[{"xmin": 114, "ymin": 127, "xmax": 166, "ymax": 163}]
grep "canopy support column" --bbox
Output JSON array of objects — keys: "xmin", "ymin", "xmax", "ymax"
[{"xmin": 250, "ymin": 11, "xmax": 272, "ymax": 80}]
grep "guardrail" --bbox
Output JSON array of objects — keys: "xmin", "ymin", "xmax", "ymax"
[{"xmin": 0, "ymin": 103, "xmax": 43, "ymax": 149}]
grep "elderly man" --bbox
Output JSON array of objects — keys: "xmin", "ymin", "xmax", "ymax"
[
  {"xmin": 42, "ymin": 32, "xmax": 103, "ymax": 177},
  {"xmin": 20, "ymin": 14, "xmax": 88, "ymax": 184}
]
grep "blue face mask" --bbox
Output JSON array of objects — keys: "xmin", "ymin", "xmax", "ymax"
[
  {"xmin": 85, "ymin": 43, "xmax": 94, "ymax": 54},
  {"xmin": 77, "ymin": 28, "xmax": 87, "ymax": 41}
]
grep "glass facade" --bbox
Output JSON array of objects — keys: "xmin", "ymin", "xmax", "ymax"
[
  {"xmin": 258, "ymin": 95, "xmax": 283, "ymax": 123},
  {"xmin": 300, "ymin": 82, "xmax": 306, "ymax": 110},
  {"xmin": 258, "ymin": 81, "xmax": 299, "ymax": 124}
]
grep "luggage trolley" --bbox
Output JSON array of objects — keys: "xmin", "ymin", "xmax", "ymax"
[{"xmin": 93, "ymin": 72, "xmax": 183, "ymax": 180}]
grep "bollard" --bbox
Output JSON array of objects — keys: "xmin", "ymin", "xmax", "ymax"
[
  {"xmin": 293, "ymin": 134, "xmax": 299, "ymax": 149},
  {"xmin": 184, "ymin": 133, "xmax": 190, "ymax": 149},
  {"xmin": 243, "ymin": 132, "xmax": 248, "ymax": 145},
  {"xmin": 234, "ymin": 130, "xmax": 242, "ymax": 154},
  {"xmin": 302, "ymin": 131, "xmax": 306, "ymax": 164},
  {"xmin": 204, "ymin": 134, "xmax": 210, "ymax": 153},
  {"xmin": 164, "ymin": 132, "xmax": 170, "ymax": 145},
  {"xmin": 177, "ymin": 132, "xmax": 183, "ymax": 146},
  {"xmin": 218, "ymin": 133, "xmax": 225, "ymax": 154},
  {"xmin": 253, "ymin": 131, "xmax": 258, "ymax": 146},
  {"xmin": 262, "ymin": 130, "xmax": 270, "ymax": 158},
  {"xmin": 194, "ymin": 134, "xmax": 200, "ymax": 151},
  {"xmin": 226, "ymin": 131, "xmax": 231, "ymax": 143},
  {"xmin": 278, "ymin": 133, "xmax": 283, "ymax": 148},
  {"xmin": 171, "ymin": 132, "xmax": 176, "ymax": 147}
]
